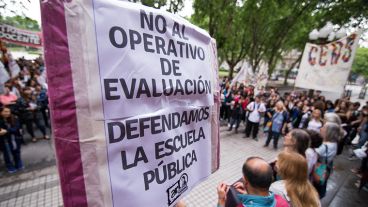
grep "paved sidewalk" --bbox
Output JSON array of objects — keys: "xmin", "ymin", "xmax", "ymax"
[
  {"xmin": 0, "ymin": 125, "xmax": 367, "ymax": 206},
  {"xmin": 181, "ymin": 125, "xmax": 280, "ymax": 206}
]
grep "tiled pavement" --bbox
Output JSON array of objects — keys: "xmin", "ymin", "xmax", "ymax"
[
  {"xmin": 181, "ymin": 125, "xmax": 280, "ymax": 206},
  {"xmin": 0, "ymin": 125, "xmax": 279, "ymax": 207},
  {"xmin": 0, "ymin": 124, "xmax": 367, "ymax": 206},
  {"xmin": 0, "ymin": 174, "xmax": 61, "ymax": 207}
]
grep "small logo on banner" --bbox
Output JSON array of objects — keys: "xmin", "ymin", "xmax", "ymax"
[{"xmin": 166, "ymin": 173, "xmax": 188, "ymax": 206}]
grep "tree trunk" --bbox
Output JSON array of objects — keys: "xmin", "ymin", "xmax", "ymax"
[
  {"xmin": 283, "ymin": 68, "xmax": 292, "ymax": 86},
  {"xmin": 228, "ymin": 63, "xmax": 235, "ymax": 79},
  {"xmin": 283, "ymin": 54, "xmax": 302, "ymax": 86}
]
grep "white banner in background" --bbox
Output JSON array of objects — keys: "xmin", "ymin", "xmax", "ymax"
[
  {"xmin": 231, "ymin": 62, "xmax": 268, "ymax": 91},
  {"xmin": 295, "ymin": 32, "xmax": 360, "ymax": 92},
  {"xmin": 8, "ymin": 53, "xmax": 21, "ymax": 78},
  {"xmin": 0, "ymin": 61, "xmax": 10, "ymax": 84}
]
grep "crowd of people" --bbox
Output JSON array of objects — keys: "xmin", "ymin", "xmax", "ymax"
[
  {"xmin": 1, "ymin": 44, "xmax": 367, "ymax": 206},
  {"xmin": 214, "ymin": 77, "xmax": 368, "ymax": 206},
  {"xmin": 0, "ymin": 45, "xmax": 49, "ymax": 173}
]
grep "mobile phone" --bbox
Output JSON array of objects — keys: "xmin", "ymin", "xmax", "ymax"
[{"xmin": 225, "ymin": 186, "xmax": 242, "ymax": 207}]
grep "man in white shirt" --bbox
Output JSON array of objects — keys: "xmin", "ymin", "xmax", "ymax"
[{"xmin": 244, "ymin": 95, "xmax": 266, "ymax": 140}]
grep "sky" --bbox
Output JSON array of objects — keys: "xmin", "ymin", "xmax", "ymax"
[{"xmin": 25, "ymin": 0, "xmax": 42, "ymax": 24}]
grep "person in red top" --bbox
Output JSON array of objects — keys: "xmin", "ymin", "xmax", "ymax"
[
  {"xmin": 228, "ymin": 92, "xmax": 244, "ymax": 133},
  {"xmin": 0, "ymin": 85, "xmax": 18, "ymax": 106},
  {"xmin": 241, "ymin": 95, "xmax": 249, "ymax": 112}
]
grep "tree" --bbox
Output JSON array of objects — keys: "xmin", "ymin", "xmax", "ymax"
[
  {"xmin": 0, "ymin": 15, "xmax": 40, "ymax": 31},
  {"xmin": 191, "ymin": 0, "xmax": 368, "ymax": 79},
  {"xmin": 192, "ymin": 0, "xmax": 320, "ymax": 79},
  {"xmin": 280, "ymin": 0, "xmax": 368, "ymax": 85},
  {"xmin": 192, "ymin": 0, "xmax": 251, "ymax": 79},
  {"xmin": 352, "ymin": 47, "xmax": 368, "ymax": 78}
]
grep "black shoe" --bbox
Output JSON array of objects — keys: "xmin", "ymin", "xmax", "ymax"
[
  {"xmin": 227, "ymin": 128, "xmax": 232, "ymax": 131},
  {"xmin": 235, "ymin": 129, "xmax": 238, "ymax": 133}
]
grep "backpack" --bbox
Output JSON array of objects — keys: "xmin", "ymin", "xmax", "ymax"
[
  {"xmin": 312, "ymin": 145, "xmax": 332, "ymax": 186},
  {"xmin": 275, "ymin": 194, "xmax": 290, "ymax": 207}
]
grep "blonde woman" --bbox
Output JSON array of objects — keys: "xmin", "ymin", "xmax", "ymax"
[
  {"xmin": 305, "ymin": 109, "xmax": 323, "ymax": 132},
  {"xmin": 270, "ymin": 151, "xmax": 320, "ymax": 207},
  {"xmin": 264, "ymin": 101, "xmax": 288, "ymax": 149}
]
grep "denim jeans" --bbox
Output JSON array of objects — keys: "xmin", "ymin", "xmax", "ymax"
[
  {"xmin": 358, "ymin": 124, "xmax": 368, "ymax": 148},
  {"xmin": 265, "ymin": 131, "xmax": 281, "ymax": 149},
  {"xmin": 0, "ymin": 137, "xmax": 23, "ymax": 171}
]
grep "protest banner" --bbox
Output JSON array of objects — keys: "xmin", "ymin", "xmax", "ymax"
[
  {"xmin": 231, "ymin": 62, "xmax": 268, "ymax": 93},
  {"xmin": 0, "ymin": 24, "xmax": 42, "ymax": 48},
  {"xmin": 0, "ymin": 61, "xmax": 9, "ymax": 85},
  {"xmin": 7, "ymin": 53, "xmax": 21, "ymax": 78},
  {"xmin": 40, "ymin": 0, "xmax": 219, "ymax": 207},
  {"xmin": 295, "ymin": 32, "xmax": 360, "ymax": 93}
]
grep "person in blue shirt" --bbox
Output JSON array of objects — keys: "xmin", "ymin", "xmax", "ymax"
[
  {"xmin": 264, "ymin": 101, "xmax": 289, "ymax": 149},
  {"xmin": 36, "ymin": 85, "xmax": 49, "ymax": 128},
  {"xmin": 325, "ymin": 100, "xmax": 335, "ymax": 113},
  {"xmin": 264, "ymin": 100, "xmax": 276, "ymax": 129},
  {"xmin": 290, "ymin": 101, "xmax": 303, "ymax": 128}
]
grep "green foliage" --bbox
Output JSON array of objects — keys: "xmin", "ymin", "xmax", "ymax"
[
  {"xmin": 352, "ymin": 47, "xmax": 368, "ymax": 78},
  {"xmin": 192, "ymin": 0, "xmax": 368, "ymax": 79},
  {"xmin": 0, "ymin": 15, "xmax": 40, "ymax": 31},
  {"xmin": 192, "ymin": 0, "xmax": 247, "ymax": 78}
]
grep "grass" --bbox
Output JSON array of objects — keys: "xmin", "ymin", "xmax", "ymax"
[
  {"xmin": 219, "ymin": 70, "xmax": 237, "ymax": 78},
  {"xmin": 7, "ymin": 46, "xmax": 41, "ymax": 54}
]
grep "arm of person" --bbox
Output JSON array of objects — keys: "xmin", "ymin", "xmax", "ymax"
[
  {"xmin": 7, "ymin": 120, "xmax": 21, "ymax": 134},
  {"xmin": 247, "ymin": 102, "xmax": 254, "ymax": 112},
  {"xmin": 337, "ymin": 112, "xmax": 347, "ymax": 119},
  {"xmin": 267, "ymin": 111, "xmax": 273, "ymax": 119},
  {"xmin": 258, "ymin": 104, "xmax": 267, "ymax": 116},
  {"xmin": 233, "ymin": 181, "xmax": 247, "ymax": 194},
  {"xmin": 303, "ymin": 118, "xmax": 310, "ymax": 129},
  {"xmin": 281, "ymin": 122, "xmax": 288, "ymax": 135},
  {"xmin": 0, "ymin": 128, "xmax": 7, "ymax": 136},
  {"xmin": 217, "ymin": 182, "xmax": 229, "ymax": 207},
  {"xmin": 315, "ymin": 144, "xmax": 325, "ymax": 156},
  {"xmin": 351, "ymin": 116, "xmax": 363, "ymax": 126}
]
